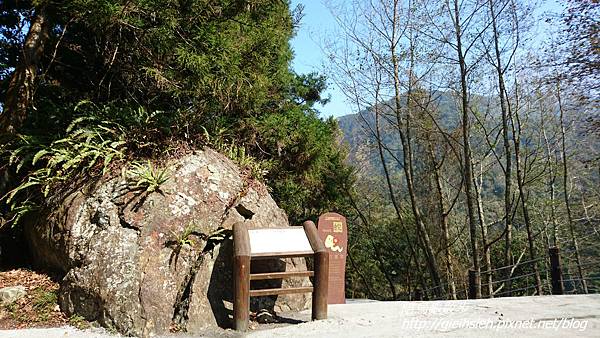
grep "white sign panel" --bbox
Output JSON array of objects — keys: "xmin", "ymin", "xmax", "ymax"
[{"xmin": 248, "ymin": 228, "xmax": 313, "ymax": 255}]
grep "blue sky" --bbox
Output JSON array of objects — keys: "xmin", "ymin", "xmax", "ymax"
[
  {"xmin": 289, "ymin": 0, "xmax": 564, "ymax": 119},
  {"xmin": 290, "ymin": 0, "xmax": 347, "ymax": 118}
]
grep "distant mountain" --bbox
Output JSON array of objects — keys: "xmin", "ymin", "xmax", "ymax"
[
  {"xmin": 336, "ymin": 91, "xmax": 463, "ymax": 174},
  {"xmin": 336, "ymin": 90, "xmax": 599, "ymax": 198}
]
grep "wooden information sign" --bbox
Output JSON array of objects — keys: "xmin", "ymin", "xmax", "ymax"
[
  {"xmin": 248, "ymin": 228, "xmax": 313, "ymax": 257},
  {"xmin": 233, "ymin": 222, "xmax": 329, "ymax": 331},
  {"xmin": 317, "ymin": 212, "xmax": 347, "ymax": 304}
]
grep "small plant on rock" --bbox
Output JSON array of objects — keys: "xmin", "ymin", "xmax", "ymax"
[
  {"xmin": 166, "ymin": 222, "xmax": 200, "ymax": 266},
  {"xmin": 126, "ymin": 160, "xmax": 170, "ymax": 193},
  {"xmin": 219, "ymin": 142, "xmax": 271, "ymax": 180},
  {"xmin": 166, "ymin": 224, "xmax": 232, "ymax": 267},
  {"xmin": 68, "ymin": 314, "xmax": 90, "ymax": 329},
  {"xmin": 172, "ymin": 223, "xmax": 197, "ymax": 248}
]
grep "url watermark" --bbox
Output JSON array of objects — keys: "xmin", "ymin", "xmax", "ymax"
[{"xmin": 400, "ymin": 318, "xmax": 588, "ymax": 331}]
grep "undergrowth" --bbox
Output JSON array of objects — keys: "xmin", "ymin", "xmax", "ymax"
[
  {"xmin": 203, "ymin": 126, "xmax": 272, "ymax": 180},
  {"xmin": 0, "ymin": 101, "xmax": 271, "ymax": 229},
  {"xmin": 219, "ymin": 142, "xmax": 271, "ymax": 180},
  {"xmin": 0, "ymin": 110, "xmax": 127, "ymax": 227},
  {"xmin": 0, "ymin": 101, "xmax": 178, "ymax": 228}
]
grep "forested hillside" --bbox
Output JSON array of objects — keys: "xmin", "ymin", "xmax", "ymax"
[
  {"xmin": 338, "ymin": 92, "xmax": 460, "ymax": 171},
  {"xmin": 329, "ymin": 0, "xmax": 600, "ymax": 300}
]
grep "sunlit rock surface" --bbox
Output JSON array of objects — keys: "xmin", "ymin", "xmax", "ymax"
[{"xmin": 25, "ymin": 148, "xmax": 310, "ymax": 337}]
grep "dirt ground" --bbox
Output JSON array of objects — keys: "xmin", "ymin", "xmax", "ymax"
[
  {"xmin": 0, "ymin": 269, "xmax": 75, "ymax": 330},
  {"xmin": 0, "ymin": 268, "xmax": 309, "ymax": 336}
]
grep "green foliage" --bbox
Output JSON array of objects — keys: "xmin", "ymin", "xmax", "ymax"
[
  {"xmin": 0, "ymin": 0, "xmax": 353, "ymax": 234},
  {"xmin": 289, "ymin": 72, "xmax": 331, "ymax": 106},
  {"xmin": 126, "ymin": 160, "xmax": 170, "ymax": 193},
  {"xmin": 165, "ymin": 222, "xmax": 198, "ymax": 267},
  {"xmin": 7, "ymin": 0, "xmax": 294, "ymax": 122},
  {"xmin": 171, "ymin": 223, "xmax": 198, "ymax": 248},
  {"xmin": 343, "ymin": 178, "xmax": 417, "ymax": 300},
  {"xmin": 68, "ymin": 314, "xmax": 91, "ymax": 330},
  {"xmin": 3, "ymin": 302, "xmax": 21, "ymax": 321},
  {"xmin": 166, "ymin": 224, "xmax": 231, "ymax": 267},
  {"xmin": 26, "ymin": 287, "xmax": 59, "ymax": 323},
  {"xmin": 32, "ymin": 288, "xmax": 57, "ymax": 311},
  {"xmin": 1, "ymin": 110, "xmax": 127, "ymax": 227},
  {"xmin": 220, "ymin": 142, "xmax": 271, "ymax": 180},
  {"xmin": 248, "ymin": 108, "xmax": 354, "ymax": 223},
  {"xmin": 168, "ymin": 224, "xmax": 230, "ymax": 250}
]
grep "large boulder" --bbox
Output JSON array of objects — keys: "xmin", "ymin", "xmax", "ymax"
[{"xmin": 25, "ymin": 148, "xmax": 311, "ymax": 336}]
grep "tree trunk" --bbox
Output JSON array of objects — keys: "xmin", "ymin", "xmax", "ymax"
[
  {"xmin": 427, "ymin": 140, "xmax": 457, "ymax": 299},
  {"xmin": 474, "ymin": 162, "xmax": 493, "ymax": 298},
  {"xmin": 389, "ymin": 0, "xmax": 443, "ymax": 297},
  {"xmin": 509, "ymin": 88, "xmax": 543, "ymax": 296},
  {"xmin": 540, "ymin": 96, "xmax": 559, "ymax": 247},
  {"xmin": 556, "ymin": 81, "xmax": 588, "ymax": 294},
  {"xmin": 1, "ymin": 7, "xmax": 49, "ymax": 133},
  {"xmin": 372, "ymin": 92, "xmax": 430, "ymax": 298},
  {"xmin": 452, "ymin": 0, "xmax": 481, "ymax": 298},
  {"xmin": 487, "ymin": 0, "xmax": 515, "ymax": 297}
]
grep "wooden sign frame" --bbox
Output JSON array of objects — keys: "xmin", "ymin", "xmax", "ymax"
[{"xmin": 232, "ymin": 221, "xmax": 329, "ymax": 331}]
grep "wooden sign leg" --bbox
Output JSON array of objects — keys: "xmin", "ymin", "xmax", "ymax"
[
  {"xmin": 233, "ymin": 254, "xmax": 250, "ymax": 331},
  {"xmin": 312, "ymin": 250, "xmax": 329, "ymax": 320}
]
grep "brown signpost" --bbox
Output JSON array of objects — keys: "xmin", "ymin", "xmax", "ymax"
[{"xmin": 317, "ymin": 212, "xmax": 347, "ymax": 304}]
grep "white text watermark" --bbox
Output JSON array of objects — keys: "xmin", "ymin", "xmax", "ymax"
[{"xmin": 399, "ymin": 318, "xmax": 588, "ymax": 332}]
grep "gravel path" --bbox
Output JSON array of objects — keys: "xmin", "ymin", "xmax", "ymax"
[{"xmin": 2, "ymin": 295, "xmax": 598, "ymax": 337}]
